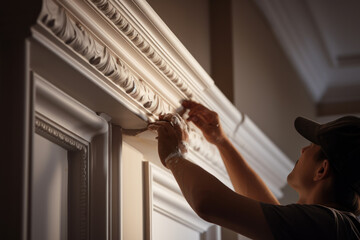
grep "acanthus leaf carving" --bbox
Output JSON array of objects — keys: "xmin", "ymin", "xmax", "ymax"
[
  {"xmin": 38, "ymin": 0, "xmax": 226, "ymax": 175},
  {"xmin": 87, "ymin": 0, "xmax": 193, "ymax": 98},
  {"xmin": 40, "ymin": 0, "xmax": 172, "ymax": 117},
  {"xmin": 186, "ymin": 125, "xmax": 227, "ymax": 175}
]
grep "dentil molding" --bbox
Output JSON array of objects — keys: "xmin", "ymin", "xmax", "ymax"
[{"xmin": 87, "ymin": 0, "xmax": 194, "ymax": 98}]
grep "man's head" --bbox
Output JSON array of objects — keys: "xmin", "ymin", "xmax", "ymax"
[
  {"xmin": 288, "ymin": 116, "xmax": 360, "ymax": 214},
  {"xmin": 287, "ymin": 143, "xmax": 331, "ymax": 192}
]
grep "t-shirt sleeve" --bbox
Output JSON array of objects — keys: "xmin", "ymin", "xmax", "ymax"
[{"xmin": 260, "ymin": 203, "xmax": 336, "ymax": 240}]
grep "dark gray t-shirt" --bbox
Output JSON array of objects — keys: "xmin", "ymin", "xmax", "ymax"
[{"xmin": 260, "ymin": 203, "xmax": 360, "ymax": 240}]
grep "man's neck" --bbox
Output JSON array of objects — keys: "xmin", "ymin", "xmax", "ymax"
[{"xmin": 296, "ymin": 185, "xmax": 341, "ymax": 209}]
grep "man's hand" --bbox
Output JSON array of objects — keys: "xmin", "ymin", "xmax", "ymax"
[
  {"xmin": 182, "ymin": 100, "xmax": 226, "ymax": 145},
  {"xmin": 148, "ymin": 113, "xmax": 189, "ymax": 168}
]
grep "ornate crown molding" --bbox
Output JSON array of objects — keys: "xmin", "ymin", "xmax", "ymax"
[
  {"xmin": 186, "ymin": 126, "xmax": 227, "ymax": 176},
  {"xmin": 38, "ymin": 0, "xmax": 226, "ymax": 181},
  {"xmin": 87, "ymin": 0, "xmax": 193, "ymax": 99},
  {"xmin": 34, "ymin": 0, "xmax": 294, "ymax": 198},
  {"xmin": 39, "ymin": 0, "xmax": 171, "ymax": 116}
]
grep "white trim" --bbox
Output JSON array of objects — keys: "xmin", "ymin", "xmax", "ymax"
[
  {"xmin": 34, "ymin": 74, "xmax": 108, "ymax": 141},
  {"xmin": 33, "ymin": 73, "xmax": 110, "ymax": 239},
  {"xmin": 143, "ymin": 162, "xmax": 221, "ymax": 240}
]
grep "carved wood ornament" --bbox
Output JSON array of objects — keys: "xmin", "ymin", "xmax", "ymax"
[
  {"xmin": 35, "ymin": 0, "xmax": 292, "ymax": 198},
  {"xmin": 87, "ymin": 0, "xmax": 194, "ymax": 98},
  {"xmin": 40, "ymin": 0, "xmax": 172, "ymax": 117},
  {"xmin": 38, "ymin": 0, "xmax": 226, "ymax": 176}
]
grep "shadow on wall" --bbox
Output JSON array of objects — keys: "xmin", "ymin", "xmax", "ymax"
[{"xmin": 279, "ymin": 184, "xmax": 299, "ymax": 205}]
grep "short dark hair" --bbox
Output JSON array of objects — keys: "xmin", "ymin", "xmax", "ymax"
[{"xmin": 318, "ymin": 150, "xmax": 360, "ymax": 216}]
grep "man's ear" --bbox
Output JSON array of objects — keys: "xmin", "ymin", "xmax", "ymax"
[{"xmin": 313, "ymin": 159, "xmax": 331, "ymax": 181}]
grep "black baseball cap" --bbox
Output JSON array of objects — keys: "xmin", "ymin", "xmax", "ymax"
[{"xmin": 294, "ymin": 116, "xmax": 360, "ymax": 194}]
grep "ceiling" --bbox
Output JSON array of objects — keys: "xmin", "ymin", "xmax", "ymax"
[{"xmin": 254, "ymin": 0, "xmax": 360, "ymax": 115}]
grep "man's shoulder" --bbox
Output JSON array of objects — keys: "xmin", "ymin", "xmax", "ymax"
[
  {"xmin": 260, "ymin": 202, "xmax": 360, "ymax": 240},
  {"xmin": 264, "ymin": 202, "xmax": 359, "ymax": 222},
  {"xmin": 261, "ymin": 203, "xmax": 336, "ymax": 221}
]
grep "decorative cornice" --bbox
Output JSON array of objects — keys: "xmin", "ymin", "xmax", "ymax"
[
  {"xmin": 39, "ymin": 0, "xmax": 225, "ymax": 179},
  {"xmin": 40, "ymin": 0, "xmax": 171, "ymax": 116},
  {"xmin": 87, "ymin": 0, "xmax": 193, "ymax": 98},
  {"xmin": 35, "ymin": 0, "xmax": 294, "ymax": 199},
  {"xmin": 35, "ymin": 116, "xmax": 88, "ymax": 240},
  {"xmin": 186, "ymin": 126, "xmax": 227, "ymax": 176}
]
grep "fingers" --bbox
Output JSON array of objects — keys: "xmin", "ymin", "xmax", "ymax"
[
  {"xmin": 182, "ymin": 100, "xmax": 215, "ymax": 121},
  {"xmin": 148, "ymin": 121, "xmax": 176, "ymax": 139},
  {"xmin": 163, "ymin": 113, "xmax": 189, "ymax": 141},
  {"xmin": 159, "ymin": 113, "xmax": 173, "ymax": 122},
  {"xmin": 188, "ymin": 109, "xmax": 217, "ymax": 127},
  {"xmin": 188, "ymin": 108, "xmax": 214, "ymax": 119},
  {"xmin": 181, "ymin": 99, "xmax": 199, "ymax": 109},
  {"xmin": 187, "ymin": 113, "xmax": 209, "ymax": 126},
  {"xmin": 149, "ymin": 115, "xmax": 189, "ymax": 141},
  {"xmin": 187, "ymin": 113, "xmax": 207, "ymax": 129},
  {"xmin": 158, "ymin": 113, "xmax": 186, "ymax": 128},
  {"xmin": 188, "ymin": 105, "xmax": 208, "ymax": 117},
  {"xmin": 148, "ymin": 120, "xmax": 171, "ymax": 130},
  {"xmin": 182, "ymin": 100, "xmax": 209, "ymax": 118},
  {"xmin": 182, "ymin": 99, "xmax": 211, "ymax": 113}
]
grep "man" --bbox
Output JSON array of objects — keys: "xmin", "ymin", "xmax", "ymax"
[{"xmin": 149, "ymin": 100, "xmax": 360, "ymax": 239}]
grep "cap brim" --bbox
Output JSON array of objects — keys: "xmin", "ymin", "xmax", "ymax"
[{"xmin": 294, "ymin": 117, "xmax": 321, "ymax": 144}]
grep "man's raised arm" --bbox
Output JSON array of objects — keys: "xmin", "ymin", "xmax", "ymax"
[
  {"xmin": 182, "ymin": 100, "xmax": 280, "ymax": 205},
  {"xmin": 149, "ymin": 116, "xmax": 274, "ymax": 240}
]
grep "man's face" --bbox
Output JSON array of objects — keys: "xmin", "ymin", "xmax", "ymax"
[{"xmin": 287, "ymin": 143, "xmax": 323, "ymax": 192}]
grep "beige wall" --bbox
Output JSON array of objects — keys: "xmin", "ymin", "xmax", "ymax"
[
  {"xmin": 122, "ymin": 142, "xmax": 145, "ymax": 240},
  {"xmin": 147, "ymin": 0, "xmax": 211, "ymax": 74},
  {"xmin": 231, "ymin": 0, "xmax": 316, "ymax": 161},
  {"xmin": 231, "ymin": 0, "xmax": 317, "ymax": 203},
  {"xmin": 147, "ymin": 0, "xmax": 317, "ymax": 203}
]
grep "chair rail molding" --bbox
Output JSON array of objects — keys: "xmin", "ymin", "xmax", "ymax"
[{"xmin": 34, "ymin": 0, "xmax": 293, "ymax": 199}]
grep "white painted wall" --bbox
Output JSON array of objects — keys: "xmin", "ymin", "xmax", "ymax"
[
  {"xmin": 153, "ymin": 211, "xmax": 201, "ymax": 240},
  {"xmin": 32, "ymin": 134, "xmax": 68, "ymax": 240},
  {"xmin": 122, "ymin": 142, "xmax": 145, "ymax": 240}
]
